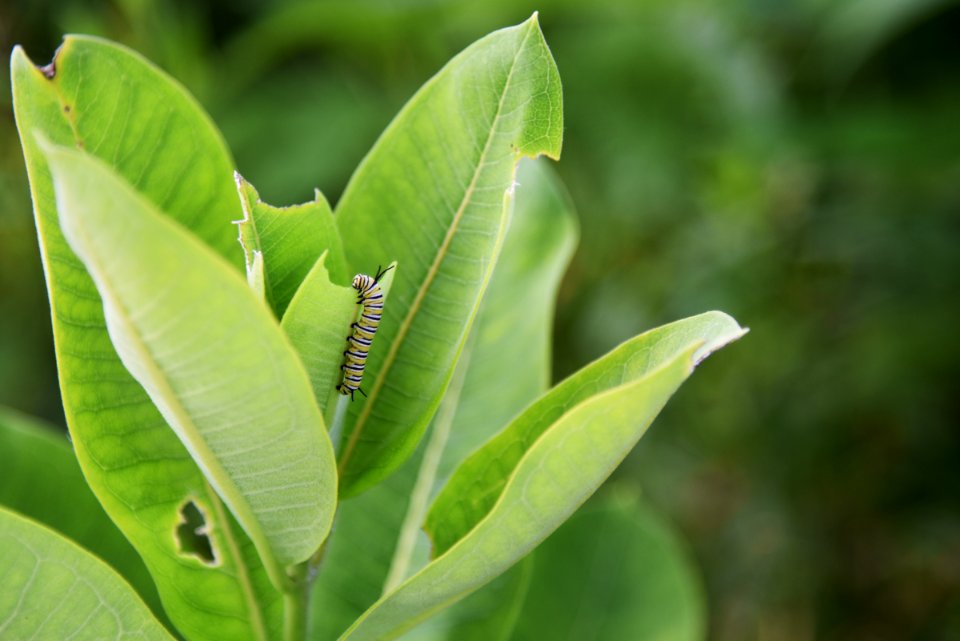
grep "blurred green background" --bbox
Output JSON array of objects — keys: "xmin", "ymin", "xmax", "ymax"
[{"xmin": 2, "ymin": 0, "xmax": 958, "ymax": 638}]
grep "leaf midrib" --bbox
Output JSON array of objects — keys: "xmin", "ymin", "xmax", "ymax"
[{"xmin": 337, "ymin": 24, "xmax": 535, "ymax": 479}]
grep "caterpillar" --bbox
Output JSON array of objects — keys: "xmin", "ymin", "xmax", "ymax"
[{"xmin": 337, "ymin": 265, "xmax": 393, "ymax": 400}]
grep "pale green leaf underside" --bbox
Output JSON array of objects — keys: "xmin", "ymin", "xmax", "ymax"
[
  {"xmin": 236, "ymin": 174, "xmax": 348, "ymax": 317},
  {"xmin": 282, "ymin": 256, "xmax": 396, "ymax": 421},
  {"xmin": 339, "ymin": 313, "xmax": 743, "ymax": 641},
  {"xmin": 0, "ymin": 407, "xmax": 164, "ymax": 623},
  {"xmin": 334, "ymin": 13, "xmax": 564, "ymax": 496},
  {"xmin": 0, "ymin": 507, "xmax": 174, "ymax": 641},
  {"xmin": 42, "ymin": 140, "xmax": 337, "ymax": 574},
  {"xmin": 427, "ymin": 312, "xmax": 747, "ymax": 555},
  {"xmin": 11, "ymin": 38, "xmax": 281, "ymax": 641}
]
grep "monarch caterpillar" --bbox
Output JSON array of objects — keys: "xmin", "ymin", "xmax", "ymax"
[{"xmin": 337, "ymin": 265, "xmax": 393, "ymax": 400}]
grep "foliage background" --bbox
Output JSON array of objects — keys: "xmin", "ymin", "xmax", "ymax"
[{"xmin": 1, "ymin": 0, "xmax": 958, "ymax": 639}]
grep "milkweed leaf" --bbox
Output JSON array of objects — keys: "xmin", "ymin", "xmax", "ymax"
[
  {"xmin": 11, "ymin": 37, "xmax": 283, "ymax": 641},
  {"xmin": 333, "ymin": 13, "xmax": 564, "ymax": 496},
  {"xmin": 0, "ymin": 507, "xmax": 175, "ymax": 641}
]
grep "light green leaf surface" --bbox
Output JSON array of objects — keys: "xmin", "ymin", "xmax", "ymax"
[
  {"xmin": 427, "ymin": 312, "xmax": 747, "ymax": 555},
  {"xmin": 0, "ymin": 507, "xmax": 175, "ymax": 641},
  {"xmin": 0, "ymin": 407, "xmax": 164, "ymax": 623},
  {"xmin": 334, "ymin": 13, "xmax": 564, "ymax": 496},
  {"xmin": 340, "ymin": 313, "xmax": 744, "ymax": 641},
  {"xmin": 42, "ymin": 139, "xmax": 337, "ymax": 576},
  {"xmin": 282, "ymin": 256, "xmax": 396, "ymax": 422},
  {"xmin": 12, "ymin": 37, "xmax": 282, "ymax": 641},
  {"xmin": 307, "ymin": 159, "xmax": 573, "ymax": 641},
  {"xmin": 236, "ymin": 174, "xmax": 348, "ymax": 317},
  {"xmin": 510, "ymin": 493, "xmax": 706, "ymax": 641}
]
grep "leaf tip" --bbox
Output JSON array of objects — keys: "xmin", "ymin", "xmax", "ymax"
[
  {"xmin": 513, "ymin": 12, "xmax": 563, "ymax": 162},
  {"xmin": 9, "ymin": 44, "xmax": 28, "ymax": 71},
  {"xmin": 691, "ymin": 311, "xmax": 749, "ymax": 367}
]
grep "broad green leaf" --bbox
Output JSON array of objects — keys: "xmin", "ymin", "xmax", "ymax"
[
  {"xmin": 427, "ymin": 312, "xmax": 747, "ymax": 555},
  {"xmin": 0, "ymin": 507, "xmax": 175, "ymax": 641},
  {"xmin": 12, "ymin": 37, "xmax": 282, "ymax": 641},
  {"xmin": 334, "ymin": 13, "xmax": 564, "ymax": 496},
  {"xmin": 41, "ymin": 139, "xmax": 337, "ymax": 576},
  {"xmin": 282, "ymin": 256, "xmax": 397, "ymax": 424},
  {"xmin": 510, "ymin": 493, "xmax": 706, "ymax": 641},
  {"xmin": 307, "ymin": 159, "xmax": 573, "ymax": 640},
  {"xmin": 339, "ymin": 314, "xmax": 745, "ymax": 641},
  {"xmin": 0, "ymin": 406, "xmax": 164, "ymax": 622},
  {"xmin": 236, "ymin": 174, "xmax": 348, "ymax": 317}
]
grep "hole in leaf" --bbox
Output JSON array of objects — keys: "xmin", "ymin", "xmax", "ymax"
[{"xmin": 175, "ymin": 499, "xmax": 217, "ymax": 565}]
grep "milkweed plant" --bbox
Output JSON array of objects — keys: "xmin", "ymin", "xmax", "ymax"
[{"xmin": 3, "ymin": 14, "xmax": 746, "ymax": 641}]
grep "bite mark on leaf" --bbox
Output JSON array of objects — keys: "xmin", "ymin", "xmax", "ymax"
[
  {"xmin": 38, "ymin": 43, "xmax": 63, "ymax": 79},
  {"xmin": 174, "ymin": 498, "xmax": 219, "ymax": 566}
]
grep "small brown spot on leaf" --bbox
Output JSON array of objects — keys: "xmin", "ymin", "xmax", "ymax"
[{"xmin": 63, "ymin": 105, "xmax": 71, "ymax": 113}]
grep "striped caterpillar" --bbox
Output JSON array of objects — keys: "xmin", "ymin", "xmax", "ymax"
[{"xmin": 337, "ymin": 265, "xmax": 392, "ymax": 400}]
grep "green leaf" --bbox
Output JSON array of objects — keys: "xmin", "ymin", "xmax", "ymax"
[
  {"xmin": 307, "ymin": 158, "xmax": 573, "ymax": 640},
  {"xmin": 235, "ymin": 174, "xmax": 348, "ymax": 317},
  {"xmin": 510, "ymin": 493, "xmax": 706, "ymax": 641},
  {"xmin": 282, "ymin": 256, "xmax": 397, "ymax": 424},
  {"xmin": 339, "ymin": 313, "xmax": 745, "ymax": 641},
  {"xmin": 12, "ymin": 37, "xmax": 282, "ymax": 640},
  {"xmin": 0, "ymin": 406, "xmax": 164, "ymax": 623},
  {"xmin": 427, "ymin": 312, "xmax": 747, "ymax": 556},
  {"xmin": 334, "ymin": 13, "xmax": 564, "ymax": 496},
  {"xmin": 40, "ymin": 139, "xmax": 337, "ymax": 576},
  {"xmin": 0, "ymin": 507, "xmax": 175, "ymax": 641}
]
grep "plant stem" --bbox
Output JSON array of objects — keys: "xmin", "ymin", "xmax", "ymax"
[
  {"xmin": 283, "ymin": 564, "xmax": 311, "ymax": 641},
  {"xmin": 326, "ymin": 394, "xmax": 350, "ymax": 455}
]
